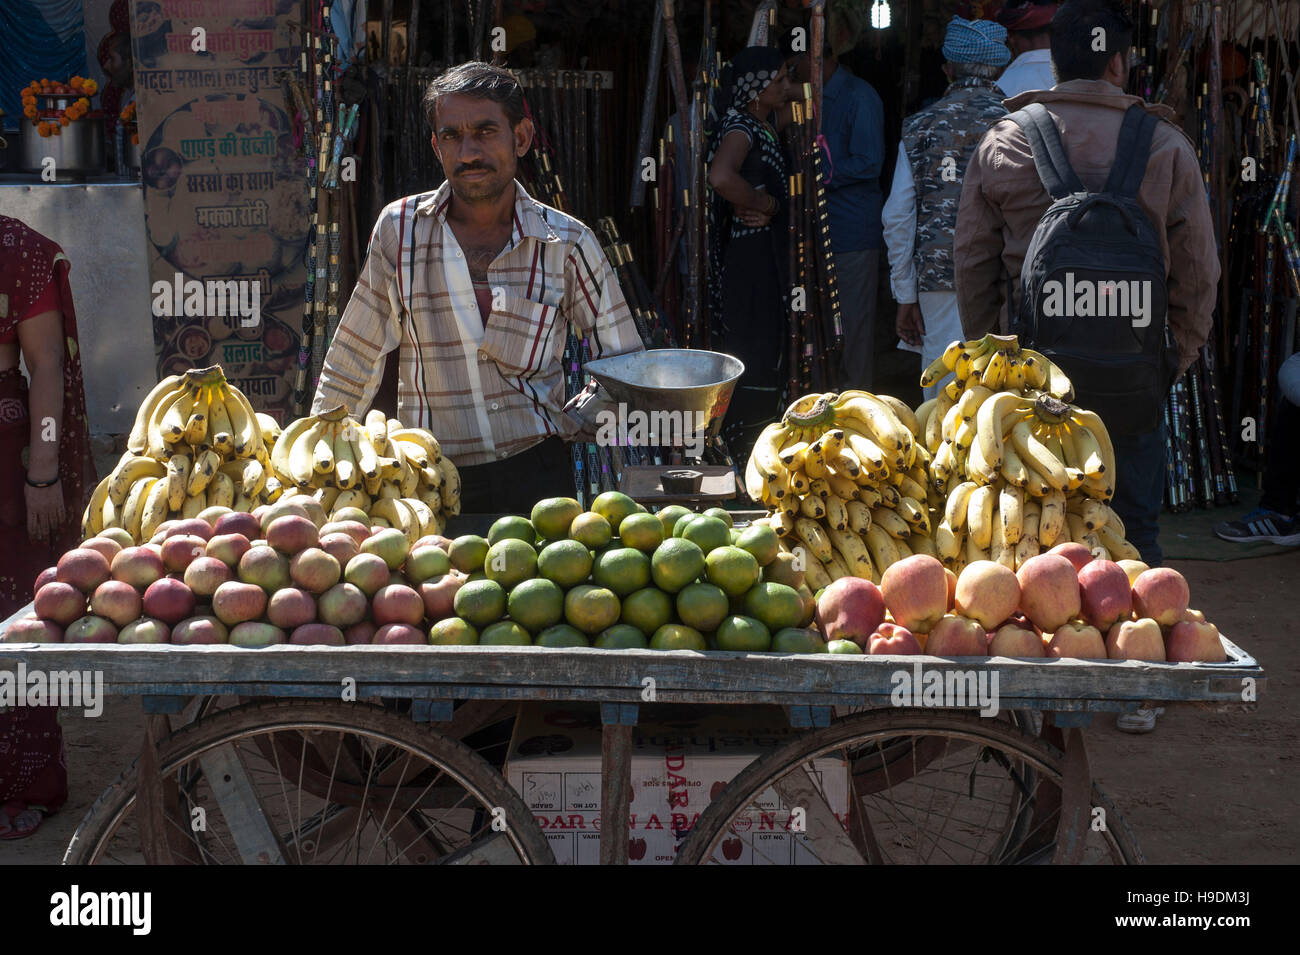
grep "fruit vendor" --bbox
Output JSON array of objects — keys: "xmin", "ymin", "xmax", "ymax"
[{"xmin": 312, "ymin": 61, "xmax": 644, "ymax": 513}]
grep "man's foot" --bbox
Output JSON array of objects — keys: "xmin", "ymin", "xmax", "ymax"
[
  {"xmin": 0, "ymin": 801, "xmax": 44, "ymax": 840},
  {"xmin": 1213, "ymin": 508, "xmax": 1300, "ymax": 546},
  {"xmin": 1116, "ymin": 707, "xmax": 1165, "ymax": 735}
]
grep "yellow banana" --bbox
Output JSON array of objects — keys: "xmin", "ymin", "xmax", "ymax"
[
  {"xmin": 82, "ymin": 476, "xmax": 111, "ymax": 537},
  {"xmin": 206, "ymin": 392, "xmax": 234, "ymax": 455},
  {"xmin": 288, "ymin": 419, "xmax": 325, "ymax": 486},
  {"xmin": 389, "ymin": 427, "xmax": 441, "ymax": 465},
  {"xmin": 159, "ymin": 384, "xmax": 197, "ymax": 444},
  {"xmin": 363, "ymin": 409, "xmax": 389, "ymax": 455},
  {"xmin": 312, "ymin": 421, "xmax": 337, "ymax": 475},
  {"xmin": 183, "ymin": 386, "xmax": 211, "ymax": 446},
  {"xmin": 1014, "ymin": 500, "xmax": 1041, "ymax": 570},
  {"xmin": 934, "ymin": 520, "xmax": 962, "ymax": 562},
  {"xmin": 999, "ymin": 483, "xmax": 1024, "ymax": 546},
  {"xmin": 255, "ymin": 411, "xmax": 281, "ymax": 445},
  {"xmin": 222, "ymin": 384, "xmax": 261, "ymax": 457},
  {"xmin": 870, "ymin": 505, "xmax": 911, "ymax": 540},
  {"xmin": 876, "ymin": 394, "xmax": 920, "ymax": 438},
  {"xmin": 967, "ymin": 484, "xmax": 995, "ymax": 549},
  {"xmin": 1010, "ymin": 419, "xmax": 1069, "ymax": 492},
  {"xmin": 270, "ymin": 414, "xmax": 314, "ymax": 485},
  {"xmin": 944, "ymin": 480, "xmax": 977, "ymax": 530},
  {"xmin": 864, "ymin": 524, "xmax": 900, "ymax": 571},
  {"xmin": 975, "ymin": 392, "xmax": 1031, "ymax": 476},
  {"xmin": 1066, "ymin": 419, "xmax": 1109, "ymax": 479},
  {"xmin": 1098, "ymin": 523, "xmax": 1140, "ymax": 560},
  {"xmin": 139, "ymin": 477, "xmax": 170, "ymax": 540},
  {"xmin": 127, "ymin": 376, "xmax": 183, "ymax": 454},
  {"xmin": 166, "ymin": 454, "xmax": 192, "ymax": 512},
  {"xmin": 794, "ymin": 518, "xmax": 833, "ymax": 563},
  {"xmin": 825, "ymin": 524, "xmax": 875, "ymax": 579},
  {"xmin": 1038, "ymin": 489, "xmax": 1066, "ymax": 548},
  {"xmin": 187, "ymin": 448, "xmax": 221, "ymax": 496},
  {"xmin": 436, "ymin": 456, "xmax": 460, "ymax": 516},
  {"xmin": 109, "ymin": 455, "xmax": 168, "ymax": 506},
  {"xmin": 122, "ymin": 477, "xmax": 157, "ymax": 542}
]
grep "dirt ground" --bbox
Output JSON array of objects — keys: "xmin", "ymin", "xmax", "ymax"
[{"xmin": 3, "ymin": 550, "xmax": 1296, "ymax": 865}]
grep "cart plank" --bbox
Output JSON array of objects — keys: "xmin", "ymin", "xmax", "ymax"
[{"xmin": 0, "ymin": 638, "xmax": 1264, "ymax": 711}]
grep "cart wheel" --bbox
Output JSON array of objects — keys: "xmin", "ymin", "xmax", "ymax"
[
  {"xmin": 674, "ymin": 709, "xmax": 1142, "ymax": 865},
  {"xmin": 63, "ymin": 700, "xmax": 553, "ymax": 865}
]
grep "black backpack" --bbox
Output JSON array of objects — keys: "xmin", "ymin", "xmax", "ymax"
[{"xmin": 1008, "ymin": 102, "xmax": 1178, "ymax": 435}]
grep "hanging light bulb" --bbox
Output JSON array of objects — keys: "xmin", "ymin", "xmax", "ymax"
[{"xmin": 871, "ymin": 0, "xmax": 891, "ymax": 30}]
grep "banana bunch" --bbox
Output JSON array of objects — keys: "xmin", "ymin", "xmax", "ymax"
[
  {"xmin": 746, "ymin": 391, "xmax": 938, "ymax": 586},
  {"xmin": 746, "ymin": 391, "xmax": 921, "ymax": 502},
  {"xmin": 82, "ymin": 367, "xmax": 278, "ymax": 541},
  {"xmin": 270, "ymin": 405, "xmax": 461, "ymax": 544},
  {"xmin": 920, "ymin": 332, "xmax": 1075, "ymax": 400},
  {"xmin": 924, "ymin": 386, "xmax": 1140, "ymax": 570}
]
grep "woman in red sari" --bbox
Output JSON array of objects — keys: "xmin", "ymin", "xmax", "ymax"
[{"xmin": 0, "ymin": 215, "xmax": 96, "ymax": 838}]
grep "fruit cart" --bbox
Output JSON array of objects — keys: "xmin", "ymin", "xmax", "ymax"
[{"xmin": 0, "ymin": 612, "xmax": 1264, "ymax": 865}]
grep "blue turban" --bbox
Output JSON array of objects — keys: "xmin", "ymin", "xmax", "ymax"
[{"xmin": 942, "ymin": 16, "xmax": 1011, "ymax": 67}]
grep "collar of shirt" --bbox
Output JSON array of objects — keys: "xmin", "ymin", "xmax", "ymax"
[
  {"xmin": 414, "ymin": 178, "xmax": 565, "ymax": 247},
  {"xmin": 822, "ymin": 63, "xmax": 852, "ymax": 100},
  {"xmin": 1013, "ymin": 48, "xmax": 1052, "ymax": 66}
]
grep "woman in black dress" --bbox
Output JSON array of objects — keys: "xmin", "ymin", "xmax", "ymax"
[{"xmin": 706, "ymin": 46, "xmax": 794, "ymax": 464}]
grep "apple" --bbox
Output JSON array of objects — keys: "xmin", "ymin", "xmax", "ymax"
[{"xmin": 1105, "ymin": 617, "xmax": 1167, "ymax": 661}]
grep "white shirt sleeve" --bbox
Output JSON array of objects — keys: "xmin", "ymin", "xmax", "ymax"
[{"xmin": 881, "ymin": 141, "xmax": 918, "ymax": 305}]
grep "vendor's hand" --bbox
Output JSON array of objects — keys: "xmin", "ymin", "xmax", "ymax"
[
  {"xmin": 896, "ymin": 303, "xmax": 925, "ymax": 348},
  {"xmin": 735, "ymin": 206, "xmax": 773, "ymax": 229},
  {"xmin": 25, "ymin": 478, "xmax": 65, "ymax": 544}
]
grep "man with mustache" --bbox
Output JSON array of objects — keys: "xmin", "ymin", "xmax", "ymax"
[{"xmin": 313, "ymin": 62, "xmax": 643, "ymax": 512}]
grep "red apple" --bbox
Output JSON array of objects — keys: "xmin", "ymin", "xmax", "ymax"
[
  {"xmin": 1131, "ymin": 568, "xmax": 1189, "ymax": 627},
  {"xmin": 866, "ymin": 621, "xmax": 922, "ymax": 655},
  {"xmin": 879, "ymin": 555, "xmax": 948, "ymax": 635},
  {"xmin": 989, "ymin": 621, "xmax": 1045, "ymax": 657},
  {"xmin": 1016, "ymin": 553, "xmax": 1081, "ymax": 632},
  {"xmin": 1077, "ymin": 559, "xmax": 1133, "ymax": 632},
  {"xmin": 924, "ymin": 614, "xmax": 987, "ymax": 656},
  {"xmin": 815, "ymin": 577, "xmax": 886, "ymax": 646},
  {"xmin": 1044, "ymin": 620, "xmax": 1106, "ymax": 659},
  {"xmin": 1165, "ymin": 618, "xmax": 1226, "ymax": 663}
]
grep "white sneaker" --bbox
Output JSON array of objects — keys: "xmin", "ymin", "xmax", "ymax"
[{"xmin": 1116, "ymin": 707, "xmax": 1165, "ymax": 734}]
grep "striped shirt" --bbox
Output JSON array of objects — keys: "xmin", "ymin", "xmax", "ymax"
[{"xmin": 312, "ymin": 179, "xmax": 644, "ymax": 466}]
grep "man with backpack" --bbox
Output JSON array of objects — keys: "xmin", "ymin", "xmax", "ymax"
[{"xmin": 954, "ymin": 0, "xmax": 1218, "ymax": 570}]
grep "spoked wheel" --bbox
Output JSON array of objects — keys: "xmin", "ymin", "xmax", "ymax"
[
  {"xmin": 63, "ymin": 700, "xmax": 553, "ymax": 865},
  {"xmin": 674, "ymin": 709, "xmax": 1141, "ymax": 865}
]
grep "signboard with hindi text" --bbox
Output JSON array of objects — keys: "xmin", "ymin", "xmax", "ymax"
[{"xmin": 129, "ymin": 0, "xmax": 309, "ymax": 422}]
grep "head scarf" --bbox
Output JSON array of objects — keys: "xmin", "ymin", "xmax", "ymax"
[
  {"xmin": 942, "ymin": 16, "xmax": 1012, "ymax": 67},
  {"xmin": 997, "ymin": 1, "xmax": 1059, "ymax": 33},
  {"xmin": 717, "ymin": 45, "xmax": 786, "ymax": 115}
]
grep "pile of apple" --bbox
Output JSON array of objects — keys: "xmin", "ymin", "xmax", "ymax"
[
  {"xmin": 6, "ymin": 495, "xmax": 462, "ymax": 647},
  {"xmin": 816, "ymin": 542, "xmax": 1226, "ymax": 662}
]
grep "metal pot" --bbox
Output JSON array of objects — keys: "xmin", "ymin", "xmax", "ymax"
[
  {"xmin": 124, "ymin": 128, "xmax": 141, "ymax": 172},
  {"xmin": 20, "ymin": 118, "xmax": 104, "ymax": 175}
]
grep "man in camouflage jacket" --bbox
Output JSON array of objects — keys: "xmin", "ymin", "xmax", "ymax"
[{"xmin": 882, "ymin": 15, "xmax": 1011, "ymax": 398}]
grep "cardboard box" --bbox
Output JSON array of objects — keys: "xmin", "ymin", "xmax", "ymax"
[{"xmin": 505, "ymin": 704, "xmax": 849, "ymax": 865}]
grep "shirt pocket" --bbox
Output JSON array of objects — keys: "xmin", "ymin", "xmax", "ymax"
[{"xmin": 479, "ymin": 290, "xmax": 563, "ymax": 377}]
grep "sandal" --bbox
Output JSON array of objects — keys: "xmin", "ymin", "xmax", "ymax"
[{"xmin": 0, "ymin": 800, "xmax": 46, "ymax": 840}]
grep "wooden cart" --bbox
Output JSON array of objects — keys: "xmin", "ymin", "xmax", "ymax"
[{"xmin": 0, "ymin": 618, "xmax": 1264, "ymax": 865}]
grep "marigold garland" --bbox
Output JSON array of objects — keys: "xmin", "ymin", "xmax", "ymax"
[{"xmin": 22, "ymin": 76, "xmax": 99, "ymax": 138}]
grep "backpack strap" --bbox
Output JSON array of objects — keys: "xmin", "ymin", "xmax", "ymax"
[
  {"xmin": 1008, "ymin": 103, "xmax": 1086, "ymax": 200},
  {"xmin": 1104, "ymin": 105, "xmax": 1158, "ymax": 198}
]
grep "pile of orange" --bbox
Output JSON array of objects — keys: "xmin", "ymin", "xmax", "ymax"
[{"xmin": 21, "ymin": 76, "xmax": 100, "ymax": 137}]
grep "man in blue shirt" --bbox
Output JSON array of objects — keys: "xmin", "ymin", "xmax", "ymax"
[{"xmin": 795, "ymin": 40, "xmax": 886, "ymax": 391}]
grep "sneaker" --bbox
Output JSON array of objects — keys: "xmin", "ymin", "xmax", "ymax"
[
  {"xmin": 1213, "ymin": 508, "xmax": 1300, "ymax": 546},
  {"xmin": 1116, "ymin": 707, "xmax": 1165, "ymax": 734}
]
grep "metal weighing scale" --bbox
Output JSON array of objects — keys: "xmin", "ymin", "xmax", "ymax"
[{"xmin": 582, "ymin": 348, "xmax": 744, "ymax": 505}]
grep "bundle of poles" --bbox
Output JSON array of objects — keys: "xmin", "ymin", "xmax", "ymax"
[{"xmin": 1154, "ymin": 0, "xmax": 1298, "ymax": 510}]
